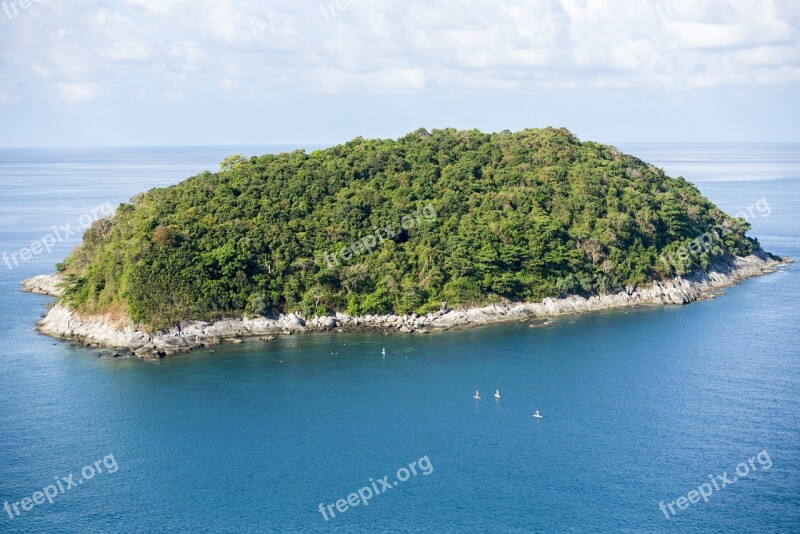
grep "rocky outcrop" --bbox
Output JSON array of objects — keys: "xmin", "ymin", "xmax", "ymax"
[
  {"xmin": 22, "ymin": 252, "xmax": 788, "ymax": 360},
  {"xmin": 21, "ymin": 273, "xmax": 65, "ymax": 296},
  {"xmin": 423, "ymin": 253, "xmax": 781, "ymax": 329}
]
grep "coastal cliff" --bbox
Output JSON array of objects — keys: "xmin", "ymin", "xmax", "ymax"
[{"xmin": 23, "ymin": 252, "xmax": 785, "ymax": 360}]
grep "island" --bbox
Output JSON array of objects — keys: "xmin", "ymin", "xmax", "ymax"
[{"xmin": 22, "ymin": 127, "xmax": 788, "ymax": 359}]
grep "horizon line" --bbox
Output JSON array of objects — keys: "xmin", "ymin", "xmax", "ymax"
[{"xmin": 2, "ymin": 140, "xmax": 800, "ymax": 150}]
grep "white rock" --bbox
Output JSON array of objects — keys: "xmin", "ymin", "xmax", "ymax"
[{"xmin": 25, "ymin": 252, "xmax": 786, "ymax": 359}]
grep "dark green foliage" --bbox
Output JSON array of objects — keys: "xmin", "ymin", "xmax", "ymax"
[{"xmin": 58, "ymin": 127, "xmax": 759, "ymax": 330}]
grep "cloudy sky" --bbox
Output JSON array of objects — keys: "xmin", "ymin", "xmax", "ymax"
[{"xmin": 1, "ymin": 0, "xmax": 798, "ymax": 146}]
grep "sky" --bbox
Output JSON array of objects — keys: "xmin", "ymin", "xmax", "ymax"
[{"xmin": 0, "ymin": 0, "xmax": 799, "ymax": 147}]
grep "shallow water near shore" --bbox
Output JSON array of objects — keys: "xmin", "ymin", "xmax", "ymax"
[{"xmin": 0, "ymin": 144, "xmax": 799, "ymax": 532}]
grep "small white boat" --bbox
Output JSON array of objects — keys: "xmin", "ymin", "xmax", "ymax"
[
  {"xmin": 494, "ymin": 390, "xmax": 501, "ymax": 399},
  {"xmin": 474, "ymin": 390, "xmax": 481, "ymax": 400},
  {"xmin": 381, "ymin": 348, "xmax": 386, "ymax": 355},
  {"xmin": 533, "ymin": 410, "xmax": 543, "ymax": 418}
]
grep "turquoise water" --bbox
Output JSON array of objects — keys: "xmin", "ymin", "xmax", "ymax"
[{"xmin": 0, "ymin": 144, "xmax": 798, "ymax": 533}]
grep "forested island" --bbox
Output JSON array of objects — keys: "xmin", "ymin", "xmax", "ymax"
[{"xmin": 23, "ymin": 127, "xmax": 784, "ymax": 357}]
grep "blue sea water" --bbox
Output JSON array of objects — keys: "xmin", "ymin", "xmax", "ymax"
[{"xmin": 0, "ymin": 144, "xmax": 798, "ymax": 533}]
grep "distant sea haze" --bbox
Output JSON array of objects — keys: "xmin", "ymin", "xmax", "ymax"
[{"xmin": 0, "ymin": 143, "xmax": 798, "ymax": 532}]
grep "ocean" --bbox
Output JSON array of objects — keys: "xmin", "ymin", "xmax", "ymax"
[{"xmin": 0, "ymin": 143, "xmax": 798, "ymax": 533}]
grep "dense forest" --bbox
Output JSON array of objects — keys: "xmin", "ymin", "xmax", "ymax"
[{"xmin": 57, "ymin": 127, "xmax": 759, "ymax": 330}]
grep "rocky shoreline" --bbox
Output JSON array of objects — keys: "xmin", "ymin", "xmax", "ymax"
[{"xmin": 22, "ymin": 252, "xmax": 788, "ymax": 360}]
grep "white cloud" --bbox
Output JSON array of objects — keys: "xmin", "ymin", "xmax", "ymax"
[
  {"xmin": 90, "ymin": 10, "xmax": 153, "ymax": 62},
  {"xmin": 0, "ymin": 0, "xmax": 797, "ymax": 107},
  {"xmin": 220, "ymin": 78, "xmax": 239, "ymax": 90},
  {"xmin": 54, "ymin": 82, "xmax": 105, "ymax": 102}
]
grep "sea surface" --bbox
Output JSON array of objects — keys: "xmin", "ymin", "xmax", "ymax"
[{"xmin": 0, "ymin": 143, "xmax": 798, "ymax": 533}]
